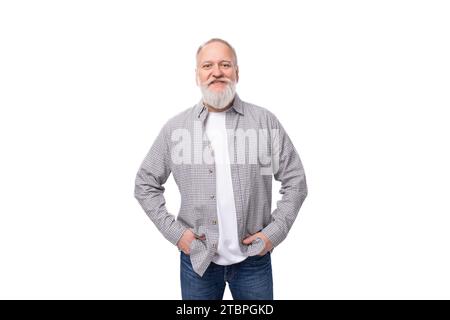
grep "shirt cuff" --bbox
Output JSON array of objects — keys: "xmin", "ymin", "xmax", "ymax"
[
  {"xmin": 165, "ymin": 221, "xmax": 188, "ymax": 246},
  {"xmin": 261, "ymin": 222, "xmax": 286, "ymax": 248}
]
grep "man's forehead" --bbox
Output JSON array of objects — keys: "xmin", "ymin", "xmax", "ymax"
[{"xmin": 197, "ymin": 42, "xmax": 234, "ymax": 62}]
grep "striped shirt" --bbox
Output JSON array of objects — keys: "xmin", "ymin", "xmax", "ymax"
[{"xmin": 134, "ymin": 94, "xmax": 307, "ymax": 276}]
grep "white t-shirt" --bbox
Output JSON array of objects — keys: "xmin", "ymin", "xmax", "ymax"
[{"xmin": 205, "ymin": 110, "xmax": 247, "ymax": 265}]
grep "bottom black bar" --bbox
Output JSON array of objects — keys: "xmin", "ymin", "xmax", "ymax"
[{"xmin": 0, "ymin": 300, "xmax": 446, "ymax": 319}]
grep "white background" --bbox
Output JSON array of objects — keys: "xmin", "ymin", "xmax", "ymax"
[{"xmin": 1, "ymin": 0, "xmax": 449, "ymax": 299}]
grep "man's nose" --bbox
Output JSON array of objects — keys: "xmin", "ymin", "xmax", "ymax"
[{"xmin": 211, "ymin": 64, "xmax": 224, "ymax": 77}]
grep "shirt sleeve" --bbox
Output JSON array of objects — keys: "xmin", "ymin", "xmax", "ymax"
[
  {"xmin": 134, "ymin": 124, "xmax": 187, "ymax": 246},
  {"xmin": 261, "ymin": 115, "xmax": 308, "ymax": 248}
]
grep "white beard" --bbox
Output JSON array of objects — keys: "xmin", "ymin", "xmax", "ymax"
[{"xmin": 200, "ymin": 81, "xmax": 236, "ymax": 110}]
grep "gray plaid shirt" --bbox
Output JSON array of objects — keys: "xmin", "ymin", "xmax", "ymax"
[{"xmin": 134, "ymin": 94, "xmax": 307, "ymax": 276}]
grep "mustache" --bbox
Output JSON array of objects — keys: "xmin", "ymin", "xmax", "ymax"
[{"xmin": 205, "ymin": 78, "xmax": 232, "ymax": 86}]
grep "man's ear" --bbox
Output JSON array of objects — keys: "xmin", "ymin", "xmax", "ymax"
[
  {"xmin": 236, "ymin": 66, "xmax": 239, "ymax": 83},
  {"xmin": 195, "ymin": 69, "xmax": 199, "ymax": 86}
]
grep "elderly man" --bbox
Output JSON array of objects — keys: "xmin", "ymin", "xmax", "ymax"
[{"xmin": 134, "ymin": 38, "xmax": 307, "ymax": 300}]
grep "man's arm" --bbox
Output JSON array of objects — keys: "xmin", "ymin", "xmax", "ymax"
[
  {"xmin": 134, "ymin": 124, "xmax": 187, "ymax": 246},
  {"xmin": 260, "ymin": 115, "xmax": 308, "ymax": 249}
]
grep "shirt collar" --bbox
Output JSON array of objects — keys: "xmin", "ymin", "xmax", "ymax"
[{"xmin": 196, "ymin": 93, "xmax": 244, "ymax": 121}]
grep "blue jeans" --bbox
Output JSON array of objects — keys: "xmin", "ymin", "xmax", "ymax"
[{"xmin": 180, "ymin": 252, "xmax": 273, "ymax": 300}]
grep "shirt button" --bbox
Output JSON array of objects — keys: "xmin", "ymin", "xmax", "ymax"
[
  {"xmin": 208, "ymin": 169, "xmax": 213, "ymax": 174},
  {"xmin": 212, "ymin": 220, "xmax": 217, "ymax": 225},
  {"xmin": 210, "ymin": 195, "xmax": 215, "ymax": 200},
  {"xmin": 212, "ymin": 243, "xmax": 217, "ymax": 248}
]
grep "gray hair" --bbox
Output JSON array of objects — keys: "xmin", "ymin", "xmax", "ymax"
[{"xmin": 196, "ymin": 38, "xmax": 238, "ymax": 66}]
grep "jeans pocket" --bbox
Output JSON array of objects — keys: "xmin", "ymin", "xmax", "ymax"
[{"xmin": 245, "ymin": 251, "xmax": 271, "ymax": 266}]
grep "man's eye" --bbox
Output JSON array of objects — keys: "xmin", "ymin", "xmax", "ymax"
[
  {"xmin": 202, "ymin": 64, "xmax": 212, "ymax": 69},
  {"xmin": 221, "ymin": 63, "xmax": 231, "ymax": 68}
]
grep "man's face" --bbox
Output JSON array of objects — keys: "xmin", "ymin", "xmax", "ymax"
[{"xmin": 196, "ymin": 41, "xmax": 239, "ymax": 92}]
